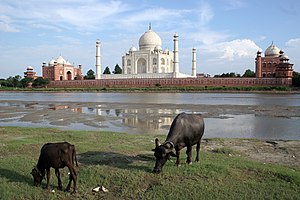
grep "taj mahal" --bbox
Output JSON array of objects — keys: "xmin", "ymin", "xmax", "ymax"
[
  {"xmin": 97, "ymin": 25, "xmax": 196, "ymax": 79},
  {"xmin": 38, "ymin": 24, "xmax": 293, "ymax": 88}
]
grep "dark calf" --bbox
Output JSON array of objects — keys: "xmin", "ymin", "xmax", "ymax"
[{"xmin": 31, "ymin": 142, "xmax": 78, "ymax": 193}]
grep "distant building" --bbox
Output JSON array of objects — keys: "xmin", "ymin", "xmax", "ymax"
[
  {"xmin": 24, "ymin": 66, "xmax": 37, "ymax": 79},
  {"xmin": 255, "ymin": 42, "xmax": 293, "ymax": 78},
  {"xmin": 42, "ymin": 55, "xmax": 83, "ymax": 81}
]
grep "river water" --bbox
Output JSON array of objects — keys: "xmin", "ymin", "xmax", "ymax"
[{"xmin": 0, "ymin": 92, "xmax": 299, "ymax": 140}]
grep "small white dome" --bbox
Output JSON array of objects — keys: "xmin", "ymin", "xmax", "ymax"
[
  {"xmin": 139, "ymin": 27, "xmax": 162, "ymax": 51},
  {"xmin": 280, "ymin": 54, "xmax": 289, "ymax": 60},
  {"xmin": 27, "ymin": 66, "xmax": 33, "ymax": 70},
  {"xmin": 56, "ymin": 55, "xmax": 67, "ymax": 64},
  {"xmin": 265, "ymin": 43, "xmax": 280, "ymax": 57},
  {"xmin": 49, "ymin": 58, "xmax": 55, "ymax": 65},
  {"xmin": 129, "ymin": 47, "xmax": 137, "ymax": 52},
  {"xmin": 154, "ymin": 45, "xmax": 162, "ymax": 51}
]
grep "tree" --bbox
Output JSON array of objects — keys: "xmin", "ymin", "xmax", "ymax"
[
  {"xmin": 20, "ymin": 77, "xmax": 33, "ymax": 87},
  {"xmin": 242, "ymin": 69, "xmax": 256, "ymax": 77},
  {"xmin": 5, "ymin": 75, "xmax": 22, "ymax": 87},
  {"xmin": 113, "ymin": 64, "xmax": 122, "ymax": 74},
  {"xmin": 32, "ymin": 77, "xmax": 49, "ymax": 87},
  {"xmin": 84, "ymin": 69, "xmax": 95, "ymax": 79},
  {"xmin": 103, "ymin": 66, "xmax": 111, "ymax": 74},
  {"xmin": 292, "ymin": 71, "xmax": 300, "ymax": 87}
]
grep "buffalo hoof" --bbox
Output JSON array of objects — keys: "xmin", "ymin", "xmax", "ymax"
[
  {"xmin": 152, "ymin": 168, "xmax": 161, "ymax": 174},
  {"xmin": 71, "ymin": 190, "xmax": 77, "ymax": 194}
]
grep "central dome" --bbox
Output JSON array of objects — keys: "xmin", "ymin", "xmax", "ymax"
[
  {"xmin": 265, "ymin": 43, "xmax": 280, "ymax": 57},
  {"xmin": 139, "ymin": 27, "xmax": 162, "ymax": 51}
]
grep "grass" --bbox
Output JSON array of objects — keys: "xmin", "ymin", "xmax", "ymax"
[{"xmin": 0, "ymin": 126, "xmax": 299, "ymax": 199}]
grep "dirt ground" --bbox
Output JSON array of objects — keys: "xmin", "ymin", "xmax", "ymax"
[
  {"xmin": 202, "ymin": 138, "xmax": 300, "ymax": 169},
  {"xmin": 0, "ymin": 100, "xmax": 300, "ymax": 168}
]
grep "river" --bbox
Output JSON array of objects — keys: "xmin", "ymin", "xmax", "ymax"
[{"xmin": 0, "ymin": 92, "xmax": 299, "ymax": 140}]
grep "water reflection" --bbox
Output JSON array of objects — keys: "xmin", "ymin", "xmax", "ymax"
[
  {"xmin": 71, "ymin": 106, "xmax": 180, "ymax": 133},
  {"xmin": 0, "ymin": 100, "xmax": 299, "ymax": 140}
]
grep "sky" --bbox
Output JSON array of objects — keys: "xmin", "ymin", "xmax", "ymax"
[{"xmin": 0, "ymin": 0, "xmax": 300, "ymax": 79}]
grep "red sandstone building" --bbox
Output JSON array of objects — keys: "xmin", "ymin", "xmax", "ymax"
[
  {"xmin": 255, "ymin": 42, "xmax": 293, "ymax": 78},
  {"xmin": 42, "ymin": 55, "xmax": 83, "ymax": 81}
]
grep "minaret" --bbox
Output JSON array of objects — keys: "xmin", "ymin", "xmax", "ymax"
[
  {"xmin": 255, "ymin": 50, "xmax": 262, "ymax": 78},
  {"xmin": 192, "ymin": 48, "xmax": 196, "ymax": 77},
  {"xmin": 95, "ymin": 40, "xmax": 101, "ymax": 79},
  {"xmin": 173, "ymin": 33, "xmax": 179, "ymax": 77}
]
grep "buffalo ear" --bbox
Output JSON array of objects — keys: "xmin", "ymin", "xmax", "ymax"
[{"xmin": 155, "ymin": 138, "xmax": 160, "ymax": 148}]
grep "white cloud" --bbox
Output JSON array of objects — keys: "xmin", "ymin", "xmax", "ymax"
[
  {"xmin": 198, "ymin": 2, "xmax": 214, "ymax": 25},
  {"xmin": 224, "ymin": 0, "xmax": 247, "ymax": 10},
  {"xmin": 201, "ymin": 39, "xmax": 259, "ymax": 61},
  {"xmin": 285, "ymin": 38, "xmax": 300, "ymax": 47},
  {"xmin": 0, "ymin": 15, "xmax": 19, "ymax": 32}
]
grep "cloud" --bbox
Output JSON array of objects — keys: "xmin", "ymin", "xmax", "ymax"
[
  {"xmin": 285, "ymin": 38, "xmax": 300, "ymax": 47},
  {"xmin": 224, "ymin": 0, "xmax": 247, "ymax": 10},
  {"xmin": 203, "ymin": 39, "xmax": 259, "ymax": 61},
  {"xmin": 198, "ymin": 2, "xmax": 214, "ymax": 25},
  {"xmin": 0, "ymin": 15, "xmax": 19, "ymax": 32},
  {"xmin": 0, "ymin": 0, "xmax": 129, "ymax": 31}
]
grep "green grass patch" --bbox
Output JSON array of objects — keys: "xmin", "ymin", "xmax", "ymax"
[{"xmin": 0, "ymin": 126, "xmax": 299, "ymax": 199}]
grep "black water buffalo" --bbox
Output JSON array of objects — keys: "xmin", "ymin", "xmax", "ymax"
[
  {"xmin": 31, "ymin": 142, "xmax": 78, "ymax": 193},
  {"xmin": 152, "ymin": 113, "xmax": 205, "ymax": 173}
]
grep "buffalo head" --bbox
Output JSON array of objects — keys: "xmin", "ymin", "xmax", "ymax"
[
  {"xmin": 30, "ymin": 166, "xmax": 44, "ymax": 186},
  {"xmin": 152, "ymin": 138, "xmax": 176, "ymax": 173}
]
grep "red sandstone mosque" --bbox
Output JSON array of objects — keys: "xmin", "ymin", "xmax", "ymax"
[
  {"xmin": 42, "ymin": 55, "xmax": 83, "ymax": 81},
  {"xmin": 255, "ymin": 42, "xmax": 293, "ymax": 79}
]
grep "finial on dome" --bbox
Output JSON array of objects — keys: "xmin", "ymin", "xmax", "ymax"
[{"xmin": 149, "ymin": 22, "xmax": 152, "ymax": 30}]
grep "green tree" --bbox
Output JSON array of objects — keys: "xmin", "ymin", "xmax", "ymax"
[
  {"xmin": 32, "ymin": 77, "xmax": 49, "ymax": 87},
  {"xmin": 84, "ymin": 69, "xmax": 95, "ymax": 79},
  {"xmin": 113, "ymin": 64, "xmax": 122, "ymax": 74},
  {"xmin": 242, "ymin": 69, "xmax": 256, "ymax": 77},
  {"xmin": 20, "ymin": 77, "xmax": 33, "ymax": 87},
  {"xmin": 6, "ymin": 75, "xmax": 22, "ymax": 87},
  {"xmin": 103, "ymin": 66, "xmax": 111, "ymax": 74},
  {"xmin": 292, "ymin": 71, "xmax": 300, "ymax": 87}
]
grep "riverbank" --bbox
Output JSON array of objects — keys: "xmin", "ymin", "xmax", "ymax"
[
  {"xmin": 1, "ymin": 85, "xmax": 300, "ymax": 93},
  {"xmin": 0, "ymin": 126, "xmax": 299, "ymax": 199}
]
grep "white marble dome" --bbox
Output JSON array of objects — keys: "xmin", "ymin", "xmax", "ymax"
[
  {"xmin": 139, "ymin": 27, "xmax": 162, "ymax": 51},
  {"xmin": 56, "ymin": 55, "xmax": 67, "ymax": 64},
  {"xmin": 129, "ymin": 46, "xmax": 137, "ymax": 52},
  {"xmin": 265, "ymin": 43, "xmax": 280, "ymax": 57},
  {"xmin": 49, "ymin": 58, "xmax": 55, "ymax": 65}
]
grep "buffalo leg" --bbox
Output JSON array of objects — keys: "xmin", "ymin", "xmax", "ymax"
[
  {"xmin": 65, "ymin": 165, "xmax": 77, "ymax": 193},
  {"xmin": 175, "ymin": 149, "xmax": 180, "ymax": 166},
  {"xmin": 55, "ymin": 169, "xmax": 62, "ymax": 190},
  {"xmin": 186, "ymin": 145, "xmax": 192, "ymax": 164},
  {"xmin": 195, "ymin": 141, "xmax": 200, "ymax": 162},
  {"xmin": 46, "ymin": 168, "xmax": 51, "ymax": 189}
]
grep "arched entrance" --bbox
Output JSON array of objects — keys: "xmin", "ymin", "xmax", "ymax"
[
  {"xmin": 137, "ymin": 58, "xmax": 147, "ymax": 73},
  {"xmin": 67, "ymin": 71, "xmax": 72, "ymax": 80}
]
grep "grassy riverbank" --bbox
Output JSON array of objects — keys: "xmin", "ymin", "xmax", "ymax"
[{"xmin": 0, "ymin": 126, "xmax": 299, "ymax": 199}]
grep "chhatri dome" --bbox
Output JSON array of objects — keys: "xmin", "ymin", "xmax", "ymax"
[
  {"xmin": 138, "ymin": 25, "xmax": 162, "ymax": 51},
  {"xmin": 265, "ymin": 42, "xmax": 281, "ymax": 57}
]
